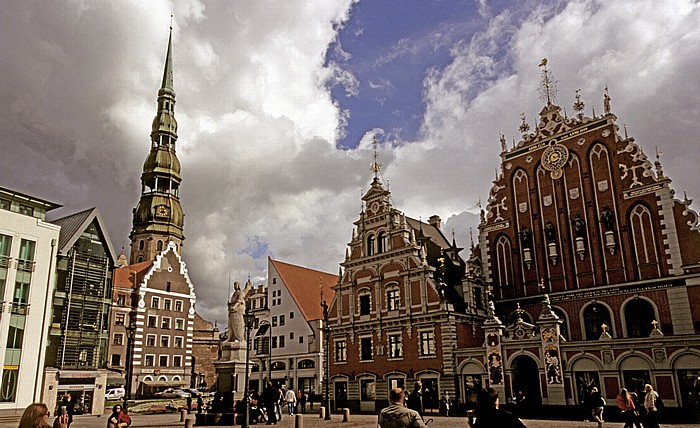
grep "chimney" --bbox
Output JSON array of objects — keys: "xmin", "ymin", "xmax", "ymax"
[{"xmin": 428, "ymin": 215, "xmax": 441, "ymax": 230}]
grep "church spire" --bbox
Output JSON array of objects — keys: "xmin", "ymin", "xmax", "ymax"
[{"xmin": 130, "ymin": 26, "xmax": 185, "ymax": 264}]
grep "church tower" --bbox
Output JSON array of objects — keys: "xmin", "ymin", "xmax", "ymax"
[{"xmin": 130, "ymin": 28, "xmax": 184, "ymax": 263}]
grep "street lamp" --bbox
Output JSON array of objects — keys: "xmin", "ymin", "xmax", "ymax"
[
  {"xmin": 242, "ymin": 308, "xmax": 256, "ymax": 428},
  {"xmin": 255, "ymin": 320, "xmax": 273, "ymax": 384},
  {"xmin": 321, "ymin": 299, "xmax": 331, "ymax": 420},
  {"xmin": 124, "ymin": 311, "xmax": 137, "ymax": 408}
]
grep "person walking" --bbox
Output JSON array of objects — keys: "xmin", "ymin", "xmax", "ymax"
[
  {"xmin": 644, "ymin": 384, "xmax": 660, "ymax": 428},
  {"xmin": 378, "ymin": 387, "xmax": 426, "ymax": 428},
  {"xmin": 261, "ymin": 382, "xmax": 278, "ymax": 425},
  {"xmin": 284, "ymin": 387, "xmax": 297, "ymax": 416},
  {"xmin": 590, "ymin": 387, "xmax": 605, "ymax": 427},
  {"xmin": 467, "ymin": 388, "xmax": 526, "ymax": 428},
  {"xmin": 406, "ymin": 381, "xmax": 424, "ymax": 417},
  {"xmin": 299, "ymin": 390, "xmax": 307, "ymax": 414},
  {"xmin": 440, "ymin": 391, "xmax": 450, "ymax": 417},
  {"xmin": 616, "ymin": 388, "xmax": 640, "ymax": 428}
]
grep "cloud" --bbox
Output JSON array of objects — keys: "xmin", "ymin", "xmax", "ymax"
[{"xmin": 1, "ymin": 0, "xmax": 699, "ymax": 330}]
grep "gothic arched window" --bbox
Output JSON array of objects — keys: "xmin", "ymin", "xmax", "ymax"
[
  {"xmin": 583, "ymin": 302, "xmax": 612, "ymax": 340},
  {"xmin": 139, "ymin": 240, "xmax": 145, "ymax": 251},
  {"xmin": 494, "ymin": 235, "xmax": 513, "ymax": 288},
  {"xmin": 624, "ymin": 298, "xmax": 656, "ymax": 338},
  {"xmin": 629, "ymin": 204, "xmax": 659, "ymax": 279},
  {"xmin": 157, "ymin": 240, "xmax": 163, "ymax": 251}
]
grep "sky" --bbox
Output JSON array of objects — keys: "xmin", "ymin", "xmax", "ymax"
[{"xmin": 1, "ymin": 0, "xmax": 699, "ymax": 328}]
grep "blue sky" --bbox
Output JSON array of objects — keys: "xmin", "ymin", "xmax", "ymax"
[{"xmin": 1, "ymin": 0, "xmax": 699, "ymax": 326}]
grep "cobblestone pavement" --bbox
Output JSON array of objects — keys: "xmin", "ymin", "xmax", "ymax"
[{"xmin": 0, "ymin": 412, "xmax": 687, "ymax": 428}]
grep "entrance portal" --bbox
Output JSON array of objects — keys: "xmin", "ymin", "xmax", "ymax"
[{"xmin": 511, "ymin": 355, "xmax": 542, "ymax": 408}]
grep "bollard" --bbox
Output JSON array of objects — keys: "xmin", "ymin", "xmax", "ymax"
[
  {"xmin": 319, "ymin": 407, "xmax": 325, "ymax": 419},
  {"xmin": 185, "ymin": 417, "xmax": 194, "ymax": 428},
  {"xmin": 295, "ymin": 413, "xmax": 303, "ymax": 428},
  {"xmin": 180, "ymin": 409, "xmax": 187, "ymax": 422},
  {"xmin": 342, "ymin": 408, "xmax": 350, "ymax": 422}
]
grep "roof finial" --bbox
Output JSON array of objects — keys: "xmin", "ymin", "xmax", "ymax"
[
  {"xmin": 538, "ymin": 58, "xmax": 557, "ymax": 106},
  {"xmin": 655, "ymin": 146, "xmax": 665, "ymax": 179},
  {"xmin": 370, "ymin": 136, "xmax": 381, "ymax": 179},
  {"xmin": 624, "ymin": 124, "xmax": 628, "ymax": 139},
  {"xmin": 499, "ymin": 131, "xmax": 507, "ymax": 152},
  {"xmin": 519, "ymin": 112, "xmax": 530, "ymax": 136},
  {"xmin": 170, "ymin": 13, "xmax": 173, "ymax": 30},
  {"xmin": 469, "ymin": 226, "xmax": 474, "ymax": 249}
]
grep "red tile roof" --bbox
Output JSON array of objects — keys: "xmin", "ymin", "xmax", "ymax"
[
  {"xmin": 113, "ymin": 261, "xmax": 154, "ymax": 289},
  {"xmin": 270, "ymin": 258, "xmax": 337, "ymax": 321}
]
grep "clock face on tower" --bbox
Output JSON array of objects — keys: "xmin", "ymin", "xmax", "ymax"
[
  {"xmin": 370, "ymin": 201, "xmax": 380, "ymax": 214},
  {"xmin": 155, "ymin": 205, "xmax": 170, "ymax": 219}
]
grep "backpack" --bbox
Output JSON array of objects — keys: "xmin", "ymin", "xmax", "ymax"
[{"xmin": 655, "ymin": 395, "xmax": 664, "ymax": 410}]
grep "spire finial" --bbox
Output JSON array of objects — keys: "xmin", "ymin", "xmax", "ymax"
[
  {"xmin": 170, "ymin": 13, "xmax": 173, "ymax": 30},
  {"xmin": 161, "ymin": 20, "xmax": 175, "ymax": 92},
  {"xmin": 624, "ymin": 124, "xmax": 628, "ymax": 139},
  {"xmin": 603, "ymin": 85, "xmax": 611, "ymax": 115},
  {"xmin": 519, "ymin": 112, "xmax": 530, "ymax": 135},
  {"xmin": 499, "ymin": 131, "xmax": 507, "ymax": 152},
  {"xmin": 469, "ymin": 226, "xmax": 474, "ymax": 249},
  {"xmin": 370, "ymin": 136, "xmax": 381, "ymax": 179},
  {"xmin": 573, "ymin": 89, "xmax": 585, "ymax": 118},
  {"xmin": 538, "ymin": 58, "xmax": 557, "ymax": 105},
  {"xmin": 655, "ymin": 146, "xmax": 665, "ymax": 178}
]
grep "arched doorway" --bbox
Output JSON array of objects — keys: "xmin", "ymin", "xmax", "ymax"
[{"xmin": 511, "ymin": 354, "xmax": 541, "ymax": 410}]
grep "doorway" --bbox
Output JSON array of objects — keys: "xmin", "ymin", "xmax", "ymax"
[{"xmin": 511, "ymin": 355, "xmax": 542, "ymax": 408}]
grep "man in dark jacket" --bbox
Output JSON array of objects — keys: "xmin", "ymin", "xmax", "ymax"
[
  {"xmin": 468, "ymin": 388, "xmax": 527, "ymax": 428},
  {"xmin": 406, "ymin": 381, "xmax": 423, "ymax": 417},
  {"xmin": 261, "ymin": 382, "xmax": 278, "ymax": 425}
]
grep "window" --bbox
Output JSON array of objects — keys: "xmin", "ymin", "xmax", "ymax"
[
  {"xmin": 115, "ymin": 314, "xmax": 125, "ymax": 326},
  {"xmin": 117, "ymin": 294, "xmax": 126, "ymax": 306},
  {"xmin": 146, "ymin": 335, "xmax": 156, "ymax": 347},
  {"xmin": 139, "ymin": 240, "xmax": 145, "ymax": 251},
  {"xmin": 290, "ymin": 312, "xmax": 294, "ymax": 319},
  {"xmin": 388, "ymin": 333, "xmax": 402, "ymax": 358},
  {"xmin": 367, "ymin": 235, "xmax": 375, "ymax": 256},
  {"xmin": 144, "ymin": 355, "xmax": 155, "ymax": 366},
  {"xmin": 18, "ymin": 204, "xmax": 33, "ymax": 217},
  {"xmin": 160, "ymin": 336, "xmax": 170, "ymax": 347},
  {"xmin": 151, "ymin": 296, "xmax": 160, "ymax": 309},
  {"xmin": 111, "ymin": 354, "xmax": 121, "ymax": 366},
  {"xmin": 157, "ymin": 240, "xmax": 163, "ymax": 251},
  {"xmin": 387, "ymin": 288, "xmax": 400, "ymax": 311},
  {"xmin": 272, "ymin": 316, "xmax": 278, "ymax": 327},
  {"xmin": 359, "ymin": 293, "xmax": 371, "ymax": 316},
  {"xmin": 299, "ymin": 336, "xmax": 304, "ymax": 344},
  {"xmin": 161, "ymin": 317, "xmax": 171, "ymax": 329},
  {"xmin": 112, "ymin": 333, "xmax": 124, "ymax": 345},
  {"xmin": 174, "ymin": 337, "xmax": 184, "ymax": 348},
  {"xmin": 583, "ymin": 303, "xmax": 612, "ymax": 340},
  {"xmin": 159, "ymin": 355, "xmax": 168, "ymax": 367},
  {"xmin": 360, "ymin": 337, "xmax": 373, "ymax": 361},
  {"xmin": 290, "ymin": 332, "xmax": 294, "ymax": 340},
  {"xmin": 175, "ymin": 319, "xmax": 185, "ymax": 330},
  {"xmin": 419, "ymin": 330, "xmax": 436, "ymax": 357},
  {"xmin": 164, "ymin": 299, "xmax": 172, "ymax": 311},
  {"xmin": 0, "ymin": 199, "xmax": 9, "ymax": 210},
  {"xmin": 175, "ymin": 300, "xmax": 183, "ymax": 312},
  {"xmin": 273, "ymin": 278, "xmax": 277, "ymax": 284},
  {"xmin": 624, "ymin": 299, "xmax": 655, "ymax": 338},
  {"xmin": 335, "ymin": 340, "xmax": 347, "ymax": 363},
  {"xmin": 280, "ymin": 315, "xmax": 285, "ymax": 326},
  {"xmin": 298, "ymin": 359, "xmax": 315, "ymax": 369},
  {"xmin": 378, "ymin": 232, "xmax": 388, "ymax": 253},
  {"xmin": 148, "ymin": 315, "xmax": 157, "ymax": 328},
  {"xmin": 279, "ymin": 335, "xmax": 285, "ymax": 348},
  {"xmin": 173, "ymin": 355, "xmax": 183, "ymax": 367},
  {"xmin": 272, "ymin": 336, "xmax": 278, "ymax": 348}
]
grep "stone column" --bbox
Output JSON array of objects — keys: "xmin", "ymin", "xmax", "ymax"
[{"xmin": 482, "ymin": 301, "xmax": 506, "ymax": 399}]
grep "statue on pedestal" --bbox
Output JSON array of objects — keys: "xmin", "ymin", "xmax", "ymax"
[{"xmin": 227, "ymin": 281, "xmax": 251, "ymax": 342}]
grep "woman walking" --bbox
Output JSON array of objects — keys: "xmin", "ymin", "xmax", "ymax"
[{"xmin": 616, "ymin": 388, "xmax": 640, "ymax": 428}]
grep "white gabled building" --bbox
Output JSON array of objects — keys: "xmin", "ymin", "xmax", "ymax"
[{"xmin": 249, "ymin": 258, "xmax": 336, "ymax": 397}]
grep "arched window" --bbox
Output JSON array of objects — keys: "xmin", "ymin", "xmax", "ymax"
[
  {"xmin": 137, "ymin": 256, "xmax": 143, "ymax": 263},
  {"xmin": 271, "ymin": 361, "xmax": 286, "ymax": 371},
  {"xmin": 367, "ymin": 235, "xmax": 375, "ymax": 256},
  {"xmin": 157, "ymin": 240, "xmax": 163, "ymax": 251},
  {"xmin": 624, "ymin": 299, "xmax": 655, "ymax": 338},
  {"xmin": 583, "ymin": 303, "xmax": 612, "ymax": 340},
  {"xmin": 494, "ymin": 235, "xmax": 513, "ymax": 288},
  {"xmin": 139, "ymin": 240, "xmax": 145, "ymax": 251},
  {"xmin": 378, "ymin": 232, "xmax": 388, "ymax": 253},
  {"xmin": 297, "ymin": 359, "xmax": 315, "ymax": 369},
  {"xmin": 630, "ymin": 204, "xmax": 659, "ymax": 279},
  {"xmin": 358, "ymin": 290, "xmax": 371, "ymax": 316}
]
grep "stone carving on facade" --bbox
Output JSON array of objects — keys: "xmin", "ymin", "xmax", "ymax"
[{"xmin": 680, "ymin": 193, "xmax": 700, "ymax": 233}]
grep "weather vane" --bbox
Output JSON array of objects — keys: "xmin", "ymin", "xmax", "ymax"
[
  {"xmin": 538, "ymin": 58, "xmax": 558, "ymax": 106},
  {"xmin": 370, "ymin": 136, "xmax": 382, "ymax": 179}
]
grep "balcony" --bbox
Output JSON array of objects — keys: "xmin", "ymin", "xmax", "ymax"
[{"xmin": 16, "ymin": 259, "xmax": 35, "ymax": 273}]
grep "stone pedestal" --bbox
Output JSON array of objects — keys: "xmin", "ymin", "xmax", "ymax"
[{"xmin": 214, "ymin": 341, "xmax": 249, "ymax": 406}]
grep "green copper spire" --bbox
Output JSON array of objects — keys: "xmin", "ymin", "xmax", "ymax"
[{"xmin": 130, "ymin": 26, "xmax": 184, "ymax": 264}]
